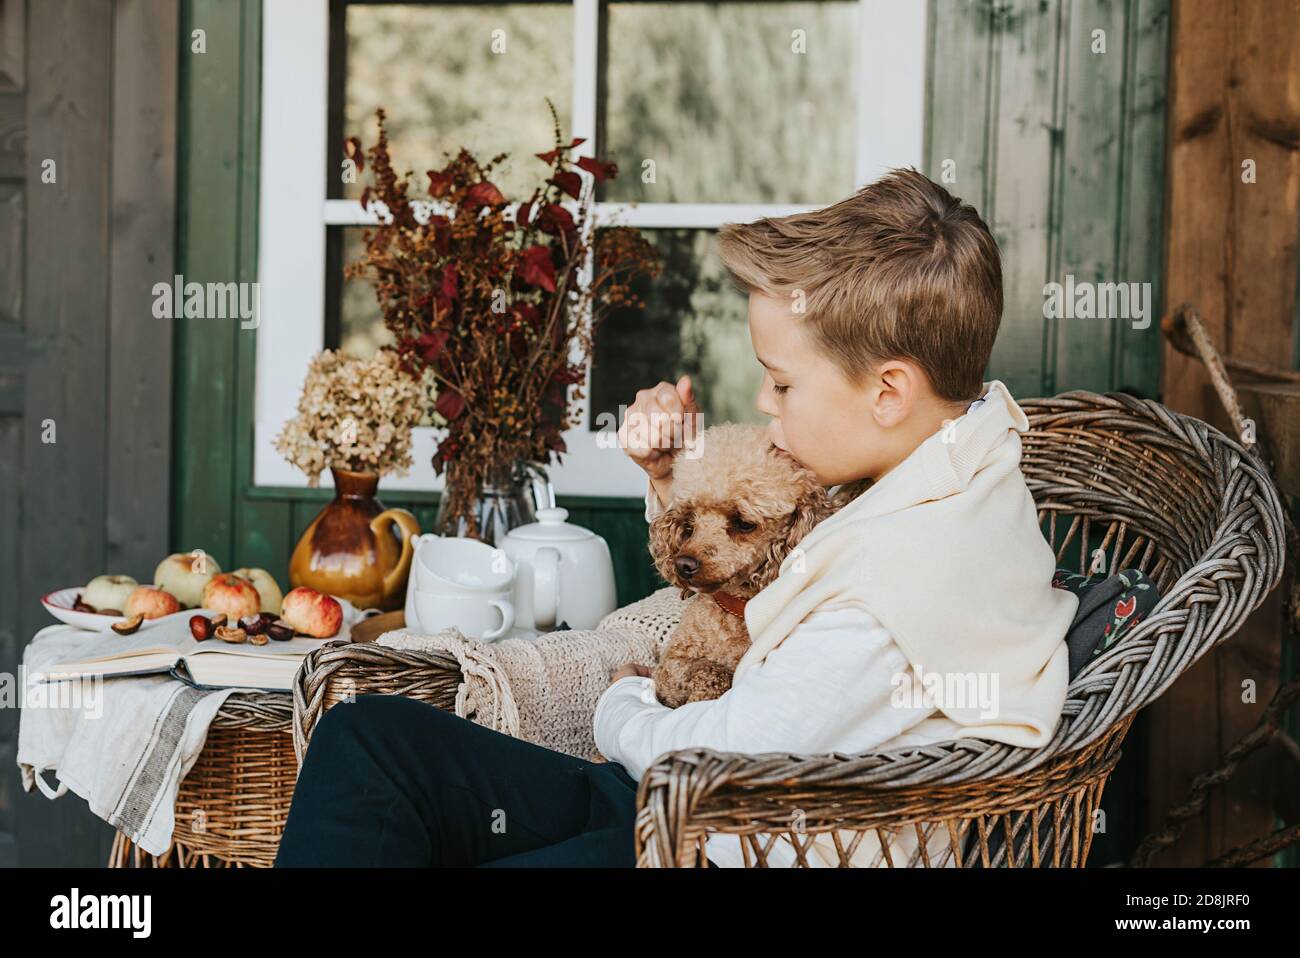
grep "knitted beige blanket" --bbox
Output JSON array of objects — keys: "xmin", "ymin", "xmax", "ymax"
[{"xmin": 376, "ymin": 587, "xmax": 686, "ymax": 762}]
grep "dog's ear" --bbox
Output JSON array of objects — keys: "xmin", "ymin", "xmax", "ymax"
[
  {"xmin": 785, "ymin": 483, "xmax": 834, "ymax": 552},
  {"xmin": 648, "ymin": 505, "xmax": 691, "ymax": 588},
  {"xmin": 743, "ymin": 484, "xmax": 833, "ymax": 591}
]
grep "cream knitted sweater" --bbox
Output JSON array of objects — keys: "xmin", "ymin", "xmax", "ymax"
[{"xmin": 593, "ymin": 380, "xmax": 1076, "ymax": 867}]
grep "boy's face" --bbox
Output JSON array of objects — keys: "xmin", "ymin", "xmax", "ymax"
[{"xmin": 747, "ymin": 291, "xmax": 946, "ymax": 487}]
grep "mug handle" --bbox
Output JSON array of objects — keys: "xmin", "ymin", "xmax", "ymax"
[
  {"xmin": 374, "ymin": 508, "xmax": 422, "ymax": 600},
  {"xmin": 482, "ymin": 596, "xmax": 515, "ymax": 641}
]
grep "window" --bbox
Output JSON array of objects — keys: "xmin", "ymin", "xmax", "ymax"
[{"xmin": 255, "ymin": 0, "xmax": 927, "ymax": 493}]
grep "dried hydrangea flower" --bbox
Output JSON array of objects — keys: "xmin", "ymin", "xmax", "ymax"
[{"xmin": 274, "ymin": 349, "xmax": 426, "ymax": 485}]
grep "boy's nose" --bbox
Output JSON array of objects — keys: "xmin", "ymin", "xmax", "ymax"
[{"xmin": 675, "ymin": 554, "xmax": 700, "ymax": 579}]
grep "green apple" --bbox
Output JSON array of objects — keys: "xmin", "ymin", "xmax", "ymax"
[
  {"xmin": 154, "ymin": 551, "xmax": 221, "ymax": 608},
  {"xmin": 83, "ymin": 574, "xmax": 139, "ymax": 612},
  {"xmin": 234, "ymin": 567, "xmax": 284, "ymax": 615}
]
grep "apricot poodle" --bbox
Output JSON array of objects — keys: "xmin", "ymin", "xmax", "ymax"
[{"xmin": 647, "ymin": 423, "xmax": 838, "ymax": 707}]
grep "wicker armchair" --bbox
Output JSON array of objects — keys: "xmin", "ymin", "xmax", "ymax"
[{"xmin": 292, "ymin": 392, "xmax": 1285, "ymax": 867}]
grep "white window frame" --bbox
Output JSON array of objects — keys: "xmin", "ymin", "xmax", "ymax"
[{"xmin": 254, "ymin": 0, "xmax": 927, "ymax": 494}]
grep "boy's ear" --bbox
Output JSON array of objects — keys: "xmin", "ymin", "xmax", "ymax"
[{"xmin": 873, "ymin": 360, "xmax": 919, "ymax": 428}]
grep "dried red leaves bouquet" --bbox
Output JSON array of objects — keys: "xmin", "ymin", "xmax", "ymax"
[{"xmin": 345, "ymin": 102, "xmax": 660, "ymax": 538}]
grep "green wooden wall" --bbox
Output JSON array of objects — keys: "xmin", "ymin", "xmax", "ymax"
[
  {"xmin": 928, "ymin": 0, "xmax": 1169, "ymax": 401},
  {"xmin": 174, "ymin": 0, "xmax": 1169, "ymax": 606}
]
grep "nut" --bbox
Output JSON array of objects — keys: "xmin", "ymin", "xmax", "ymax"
[
  {"xmin": 267, "ymin": 622, "xmax": 294, "ymax": 642},
  {"xmin": 215, "ymin": 625, "xmax": 247, "ymax": 644},
  {"xmin": 73, "ymin": 594, "xmax": 97, "ymax": 614},
  {"xmin": 209, "ymin": 613, "xmax": 227, "ymax": 629},
  {"xmin": 99, "ymin": 609, "xmax": 123, "ymax": 617},
  {"xmin": 111, "ymin": 614, "xmax": 144, "ymax": 635},
  {"xmin": 248, "ymin": 632, "xmax": 269, "ymax": 646},
  {"xmin": 241, "ymin": 613, "xmax": 274, "ymax": 636},
  {"xmin": 189, "ymin": 615, "xmax": 214, "ymax": 641}
]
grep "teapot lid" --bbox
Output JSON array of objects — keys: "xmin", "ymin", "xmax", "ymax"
[{"xmin": 508, "ymin": 507, "xmax": 593, "ymax": 542}]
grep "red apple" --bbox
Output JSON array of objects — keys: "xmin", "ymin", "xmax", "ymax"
[
  {"xmin": 202, "ymin": 573, "xmax": 261, "ymax": 621},
  {"xmin": 124, "ymin": 586, "xmax": 182, "ymax": 620},
  {"xmin": 280, "ymin": 587, "xmax": 343, "ymax": 638}
]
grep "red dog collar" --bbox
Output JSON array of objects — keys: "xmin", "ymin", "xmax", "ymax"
[{"xmin": 710, "ymin": 591, "xmax": 749, "ymax": 619}]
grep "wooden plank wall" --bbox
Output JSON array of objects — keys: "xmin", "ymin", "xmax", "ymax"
[
  {"xmin": 927, "ymin": 0, "xmax": 1169, "ymax": 401},
  {"xmin": 5, "ymin": 0, "xmax": 177, "ymax": 867},
  {"xmin": 925, "ymin": 0, "xmax": 1170, "ymax": 864},
  {"xmin": 1157, "ymin": 0, "xmax": 1300, "ymax": 866},
  {"xmin": 0, "ymin": 0, "xmax": 26, "ymax": 870}
]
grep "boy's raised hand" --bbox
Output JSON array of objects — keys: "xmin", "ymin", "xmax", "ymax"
[{"xmin": 617, "ymin": 374, "xmax": 701, "ymax": 483}]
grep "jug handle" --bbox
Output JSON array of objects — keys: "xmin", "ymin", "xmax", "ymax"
[
  {"xmin": 534, "ymin": 546, "xmax": 560, "ymax": 629},
  {"xmin": 374, "ymin": 508, "xmax": 422, "ymax": 599}
]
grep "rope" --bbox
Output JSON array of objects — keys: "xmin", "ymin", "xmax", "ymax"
[{"xmin": 1130, "ymin": 676, "xmax": 1300, "ymax": 866}]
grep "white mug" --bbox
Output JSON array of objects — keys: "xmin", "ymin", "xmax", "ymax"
[
  {"xmin": 410, "ymin": 587, "xmax": 515, "ymax": 642},
  {"xmin": 411, "ymin": 534, "xmax": 515, "ymax": 594}
]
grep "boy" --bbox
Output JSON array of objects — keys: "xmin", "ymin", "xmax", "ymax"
[{"xmin": 599, "ymin": 167, "xmax": 1076, "ymax": 867}]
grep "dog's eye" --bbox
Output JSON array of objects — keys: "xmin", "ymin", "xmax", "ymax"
[{"xmin": 730, "ymin": 515, "xmax": 758, "ymax": 533}]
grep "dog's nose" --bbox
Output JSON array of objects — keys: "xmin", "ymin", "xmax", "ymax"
[{"xmin": 675, "ymin": 555, "xmax": 700, "ymax": 579}]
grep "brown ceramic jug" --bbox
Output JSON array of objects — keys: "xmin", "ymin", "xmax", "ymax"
[{"xmin": 289, "ymin": 468, "xmax": 421, "ymax": 611}]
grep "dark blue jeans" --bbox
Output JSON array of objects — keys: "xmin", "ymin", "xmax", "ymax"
[{"xmin": 274, "ymin": 693, "xmax": 644, "ymax": 867}]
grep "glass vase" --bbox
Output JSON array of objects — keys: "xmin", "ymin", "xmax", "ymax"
[{"xmin": 434, "ymin": 459, "xmax": 556, "ymax": 545}]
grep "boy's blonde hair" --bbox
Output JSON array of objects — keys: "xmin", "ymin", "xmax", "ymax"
[{"xmin": 716, "ymin": 167, "xmax": 1002, "ymax": 402}]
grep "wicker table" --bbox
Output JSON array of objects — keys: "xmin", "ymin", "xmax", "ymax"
[{"xmin": 107, "ymin": 691, "xmax": 297, "ymax": 868}]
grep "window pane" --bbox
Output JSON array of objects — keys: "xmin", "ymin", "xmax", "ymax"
[
  {"xmin": 589, "ymin": 229, "xmax": 764, "ymax": 431},
  {"xmin": 601, "ymin": 1, "xmax": 859, "ymax": 204},
  {"xmin": 337, "ymin": 227, "xmax": 395, "ymax": 359},
  {"xmin": 343, "ymin": 3, "xmax": 573, "ymax": 202},
  {"xmin": 337, "ymin": 226, "xmax": 766, "ymax": 428}
]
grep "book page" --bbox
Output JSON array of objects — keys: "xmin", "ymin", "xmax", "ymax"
[
  {"xmin": 186, "ymin": 635, "xmax": 329, "ymax": 659},
  {"xmin": 53, "ymin": 614, "xmax": 200, "ymax": 667}
]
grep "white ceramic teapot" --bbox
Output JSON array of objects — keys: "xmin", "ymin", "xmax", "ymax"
[{"xmin": 499, "ymin": 507, "xmax": 617, "ymax": 631}]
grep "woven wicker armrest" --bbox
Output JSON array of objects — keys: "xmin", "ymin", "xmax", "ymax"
[
  {"xmin": 632, "ymin": 715, "xmax": 1134, "ymax": 868},
  {"xmin": 291, "ymin": 639, "xmax": 463, "ymax": 762}
]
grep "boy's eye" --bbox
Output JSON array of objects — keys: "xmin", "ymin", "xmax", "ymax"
[
  {"xmin": 771, "ymin": 382, "xmax": 789, "ymax": 395},
  {"xmin": 730, "ymin": 515, "xmax": 758, "ymax": 533}
]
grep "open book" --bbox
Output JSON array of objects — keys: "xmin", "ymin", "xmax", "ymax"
[{"xmin": 41, "ymin": 611, "xmax": 354, "ymax": 692}]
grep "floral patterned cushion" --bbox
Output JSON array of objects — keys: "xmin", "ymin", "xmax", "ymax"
[{"xmin": 1052, "ymin": 569, "xmax": 1159, "ymax": 678}]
